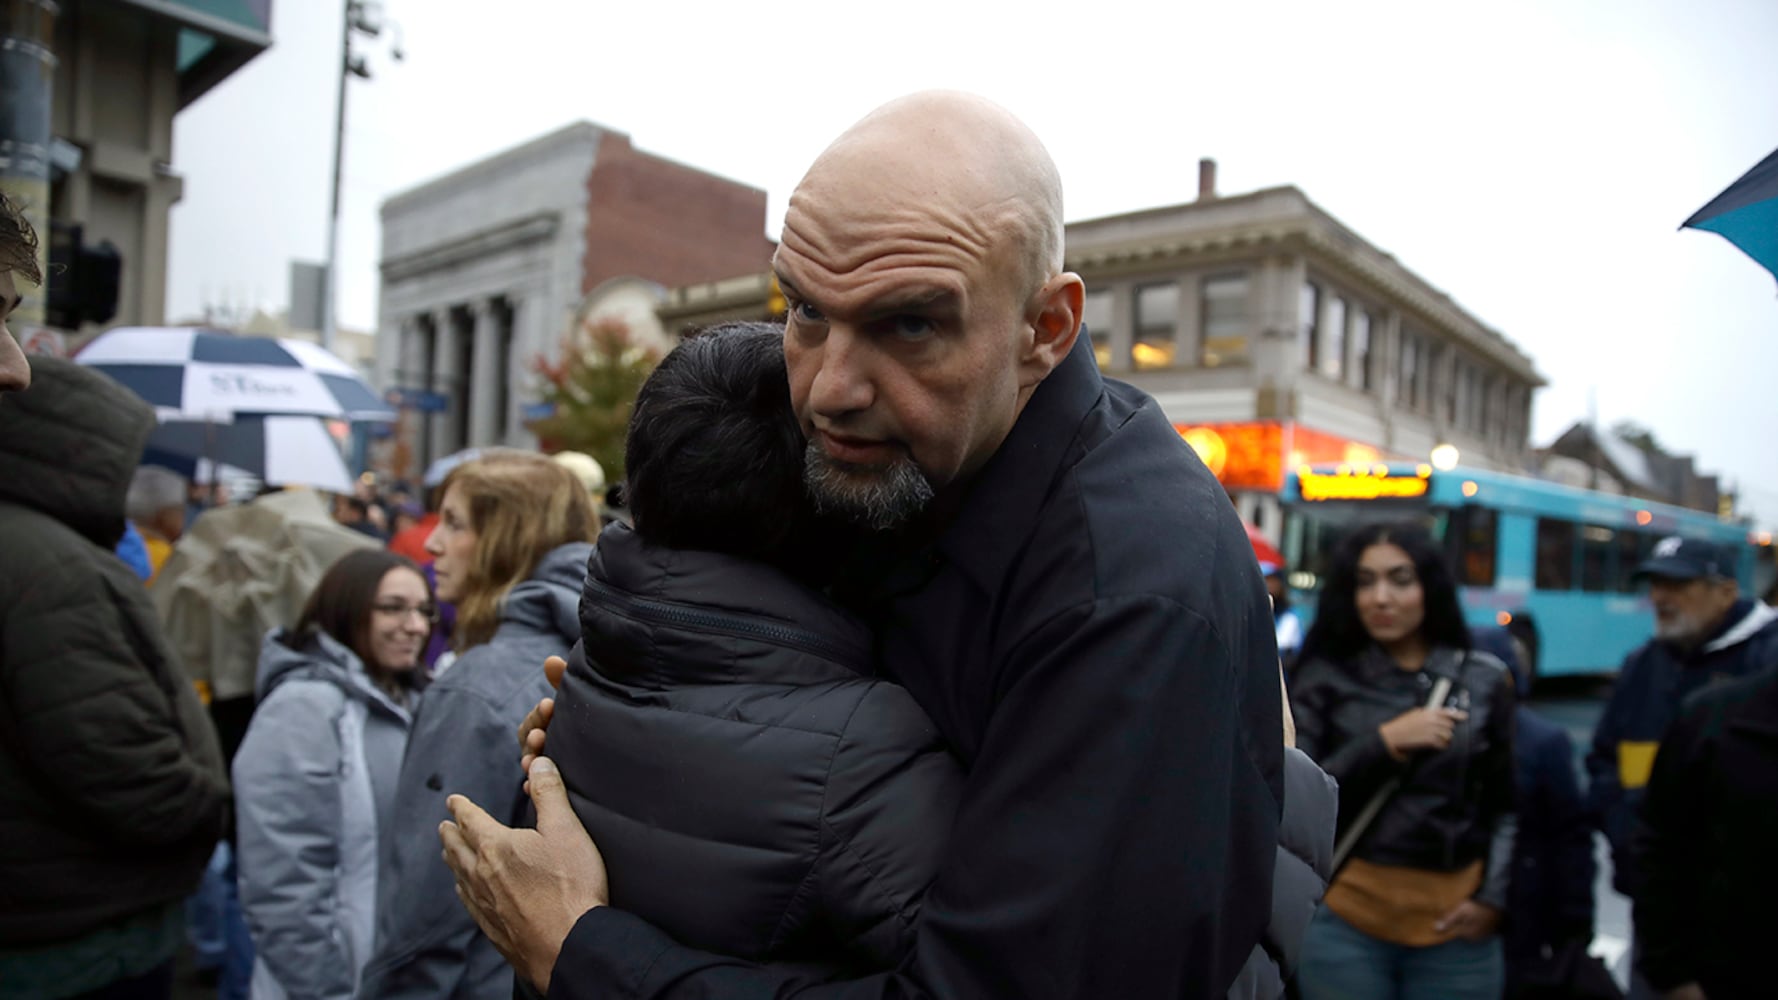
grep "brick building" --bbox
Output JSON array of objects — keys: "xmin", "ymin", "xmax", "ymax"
[{"xmin": 374, "ymin": 121, "xmax": 773, "ymax": 476}]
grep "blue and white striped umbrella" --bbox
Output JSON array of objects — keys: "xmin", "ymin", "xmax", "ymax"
[
  {"xmin": 143, "ymin": 415, "xmax": 355, "ymax": 493},
  {"xmin": 77, "ymin": 327, "xmax": 395, "ymax": 422}
]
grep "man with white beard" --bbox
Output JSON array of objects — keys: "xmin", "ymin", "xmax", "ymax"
[{"xmin": 1584, "ymin": 535, "xmax": 1778, "ymax": 996}]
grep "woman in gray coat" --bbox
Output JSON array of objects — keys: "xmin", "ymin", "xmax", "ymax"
[
  {"xmin": 233, "ymin": 549, "xmax": 433, "ymax": 1000},
  {"xmin": 358, "ymin": 451, "xmax": 598, "ymax": 1000}
]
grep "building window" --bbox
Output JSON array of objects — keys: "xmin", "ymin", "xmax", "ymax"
[
  {"xmin": 1535, "ymin": 518, "xmax": 1576, "ymax": 590},
  {"xmin": 1083, "ymin": 289, "xmax": 1114, "ymax": 369},
  {"xmin": 1323, "ymin": 296, "xmax": 1346, "ymax": 380},
  {"xmin": 1299, "ymin": 281, "xmax": 1320, "ymax": 370},
  {"xmin": 1451, "ymin": 505, "xmax": 1498, "ymax": 587},
  {"xmin": 1352, "ymin": 310, "xmax": 1373, "ymax": 391},
  {"xmin": 1200, "ymin": 272, "xmax": 1249, "ymax": 367},
  {"xmin": 1399, "ymin": 333, "xmax": 1421, "ymax": 409},
  {"xmin": 1615, "ymin": 530, "xmax": 1651, "ymax": 593},
  {"xmin": 1134, "ymin": 282, "xmax": 1179, "ymax": 370},
  {"xmin": 1444, "ymin": 354, "xmax": 1461, "ymax": 426},
  {"xmin": 1581, "ymin": 524, "xmax": 1615, "ymax": 592}
]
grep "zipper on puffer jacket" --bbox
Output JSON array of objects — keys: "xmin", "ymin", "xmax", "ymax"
[{"xmin": 583, "ymin": 577, "xmax": 868, "ymax": 667}]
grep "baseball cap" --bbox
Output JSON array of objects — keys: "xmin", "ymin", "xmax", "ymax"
[{"xmin": 1635, "ymin": 536, "xmax": 1733, "ymax": 582}]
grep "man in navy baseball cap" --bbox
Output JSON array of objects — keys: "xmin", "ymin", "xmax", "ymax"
[
  {"xmin": 1585, "ymin": 531, "xmax": 1778, "ymax": 994},
  {"xmin": 1634, "ymin": 535, "xmax": 1735, "ymax": 587}
]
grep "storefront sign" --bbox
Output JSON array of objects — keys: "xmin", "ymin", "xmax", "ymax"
[
  {"xmin": 1298, "ymin": 470, "xmax": 1430, "ymax": 502},
  {"xmin": 1173, "ymin": 421, "xmax": 1393, "ymax": 492}
]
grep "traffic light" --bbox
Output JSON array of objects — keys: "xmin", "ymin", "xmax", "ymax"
[{"xmin": 46, "ymin": 221, "xmax": 122, "ymax": 329}]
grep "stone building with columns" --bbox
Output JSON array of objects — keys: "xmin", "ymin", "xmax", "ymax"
[
  {"xmin": 374, "ymin": 120, "xmax": 773, "ymax": 480},
  {"xmin": 657, "ymin": 160, "xmax": 1544, "ymax": 538}
]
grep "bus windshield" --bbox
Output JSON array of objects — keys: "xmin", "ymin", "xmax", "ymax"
[{"xmin": 1282, "ymin": 499, "xmax": 1448, "ymax": 593}]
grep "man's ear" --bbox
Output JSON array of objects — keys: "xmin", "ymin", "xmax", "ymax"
[{"xmin": 1019, "ymin": 272, "xmax": 1084, "ymax": 388}]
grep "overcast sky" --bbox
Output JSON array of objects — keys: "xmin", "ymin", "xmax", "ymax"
[{"xmin": 166, "ymin": 0, "xmax": 1778, "ymax": 523}]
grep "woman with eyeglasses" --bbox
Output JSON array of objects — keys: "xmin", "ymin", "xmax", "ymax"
[
  {"xmin": 232, "ymin": 548, "xmax": 433, "ymax": 1000},
  {"xmin": 1289, "ymin": 521, "xmax": 1516, "ymax": 1000},
  {"xmin": 358, "ymin": 450, "xmax": 597, "ymax": 1000}
]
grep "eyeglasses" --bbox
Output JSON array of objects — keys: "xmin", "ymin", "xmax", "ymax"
[{"xmin": 372, "ymin": 602, "xmax": 439, "ymax": 625}]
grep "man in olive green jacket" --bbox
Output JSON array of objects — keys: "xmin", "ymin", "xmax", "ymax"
[{"xmin": 0, "ymin": 356, "xmax": 230, "ymax": 998}]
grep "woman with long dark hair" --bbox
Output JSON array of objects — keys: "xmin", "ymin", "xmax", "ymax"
[
  {"xmin": 1290, "ymin": 521, "xmax": 1516, "ymax": 1000},
  {"xmin": 234, "ymin": 549, "xmax": 433, "ymax": 1000}
]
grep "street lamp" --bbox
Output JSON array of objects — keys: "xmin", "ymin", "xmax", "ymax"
[
  {"xmin": 1430, "ymin": 443, "xmax": 1460, "ymax": 471},
  {"xmin": 323, "ymin": 0, "xmax": 403, "ymax": 353}
]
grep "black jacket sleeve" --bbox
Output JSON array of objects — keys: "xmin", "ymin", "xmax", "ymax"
[
  {"xmin": 1584, "ymin": 651, "xmax": 1640, "ymax": 854},
  {"xmin": 1289, "ymin": 659, "xmax": 1397, "ymax": 794},
  {"xmin": 1539, "ymin": 723, "xmax": 1598, "ymax": 937},
  {"xmin": 546, "ymin": 596, "xmax": 1280, "ymax": 1000},
  {"xmin": 1631, "ymin": 698, "xmax": 1712, "ymax": 992},
  {"xmin": 1474, "ymin": 668, "xmax": 1518, "ymax": 911}
]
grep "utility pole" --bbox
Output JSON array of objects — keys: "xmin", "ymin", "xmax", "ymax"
[
  {"xmin": 322, "ymin": 0, "xmax": 351, "ymax": 353},
  {"xmin": 323, "ymin": 1, "xmax": 401, "ymax": 353}
]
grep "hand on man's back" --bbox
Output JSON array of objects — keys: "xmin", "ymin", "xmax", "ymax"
[
  {"xmin": 518, "ymin": 654, "xmax": 568, "ymax": 775},
  {"xmin": 440, "ymin": 754, "xmax": 607, "ymax": 994}
]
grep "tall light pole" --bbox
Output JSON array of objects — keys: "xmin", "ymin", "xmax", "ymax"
[{"xmin": 323, "ymin": 1, "xmax": 401, "ymax": 353}]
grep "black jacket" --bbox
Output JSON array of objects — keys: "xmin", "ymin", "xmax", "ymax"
[
  {"xmin": 549, "ymin": 334, "xmax": 1284, "ymax": 998},
  {"xmin": 549, "ymin": 523, "xmax": 964, "ymax": 970},
  {"xmin": 1633, "ymin": 665, "xmax": 1778, "ymax": 996},
  {"xmin": 1504, "ymin": 710, "xmax": 1595, "ymax": 982},
  {"xmin": 1585, "ymin": 599, "xmax": 1778, "ymax": 896},
  {"xmin": 1291, "ymin": 645, "xmax": 1517, "ymax": 908},
  {"xmin": 0, "ymin": 358, "xmax": 230, "ymax": 947}
]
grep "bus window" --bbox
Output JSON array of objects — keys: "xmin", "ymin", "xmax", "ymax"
[
  {"xmin": 1615, "ymin": 530, "xmax": 1649, "ymax": 593},
  {"xmin": 1536, "ymin": 518, "xmax": 1576, "ymax": 590},
  {"xmin": 1581, "ymin": 525, "xmax": 1615, "ymax": 592},
  {"xmin": 1453, "ymin": 506, "xmax": 1498, "ymax": 587}
]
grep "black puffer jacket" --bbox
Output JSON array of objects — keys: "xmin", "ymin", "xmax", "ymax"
[
  {"xmin": 1291, "ymin": 645, "xmax": 1516, "ymax": 908},
  {"xmin": 1228, "ymin": 747, "xmax": 1338, "ymax": 998},
  {"xmin": 0, "ymin": 357, "xmax": 230, "ymax": 946},
  {"xmin": 549, "ymin": 523, "xmax": 964, "ymax": 970}
]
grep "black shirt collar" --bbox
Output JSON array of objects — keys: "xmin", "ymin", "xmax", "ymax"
[{"xmin": 934, "ymin": 332, "xmax": 1105, "ymax": 595}]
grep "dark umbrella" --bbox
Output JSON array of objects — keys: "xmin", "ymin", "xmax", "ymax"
[{"xmin": 1682, "ymin": 145, "xmax": 1778, "ymax": 285}]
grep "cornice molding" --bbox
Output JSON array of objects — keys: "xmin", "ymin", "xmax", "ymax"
[{"xmin": 380, "ymin": 213, "xmax": 560, "ymax": 283}]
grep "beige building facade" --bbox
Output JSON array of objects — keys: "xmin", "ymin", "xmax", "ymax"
[
  {"xmin": 5, "ymin": 1, "xmax": 270, "ymax": 352},
  {"xmin": 1067, "ymin": 163, "xmax": 1543, "ymax": 533}
]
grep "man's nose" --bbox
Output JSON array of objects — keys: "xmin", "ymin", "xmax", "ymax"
[
  {"xmin": 0, "ymin": 333, "xmax": 29, "ymax": 394},
  {"xmin": 806, "ymin": 327, "xmax": 875, "ymax": 418}
]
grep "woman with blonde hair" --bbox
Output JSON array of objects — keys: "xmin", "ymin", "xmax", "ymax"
[{"xmin": 357, "ymin": 450, "xmax": 597, "ymax": 1000}]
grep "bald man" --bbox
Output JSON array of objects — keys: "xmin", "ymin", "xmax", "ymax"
[
  {"xmin": 0, "ymin": 191, "xmax": 41, "ymax": 395},
  {"xmin": 441, "ymin": 92, "xmax": 1285, "ymax": 999}
]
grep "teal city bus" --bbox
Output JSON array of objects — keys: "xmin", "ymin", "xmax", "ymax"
[{"xmin": 1279, "ymin": 463, "xmax": 1770, "ymax": 679}]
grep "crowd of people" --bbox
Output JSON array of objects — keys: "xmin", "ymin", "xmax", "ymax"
[{"xmin": 2, "ymin": 92, "xmax": 1777, "ymax": 1000}]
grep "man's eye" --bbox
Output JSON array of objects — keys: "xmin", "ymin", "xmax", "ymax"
[
  {"xmin": 790, "ymin": 300, "xmax": 825, "ymax": 323},
  {"xmin": 888, "ymin": 315, "xmax": 936, "ymax": 341}
]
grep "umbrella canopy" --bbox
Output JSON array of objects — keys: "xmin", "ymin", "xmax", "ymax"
[
  {"xmin": 143, "ymin": 415, "xmax": 354, "ymax": 493},
  {"xmin": 1682, "ymin": 145, "xmax": 1778, "ymax": 285},
  {"xmin": 1245, "ymin": 522, "xmax": 1285, "ymax": 571},
  {"xmin": 76, "ymin": 327, "xmax": 395, "ymax": 422},
  {"xmin": 423, "ymin": 447, "xmax": 482, "ymax": 488}
]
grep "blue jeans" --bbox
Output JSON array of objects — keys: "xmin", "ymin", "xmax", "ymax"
[
  {"xmin": 185, "ymin": 842, "xmax": 253, "ymax": 1000},
  {"xmin": 1298, "ymin": 906, "xmax": 1503, "ymax": 1000}
]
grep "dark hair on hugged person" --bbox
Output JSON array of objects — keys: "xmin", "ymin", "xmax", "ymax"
[
  {"xmin": 624, "ymin": 321, "xmax": 804, "ymax": 559},
  {"xmin": 1298, "ymin": 520, "xmax": 1472, "ymax": 666}
]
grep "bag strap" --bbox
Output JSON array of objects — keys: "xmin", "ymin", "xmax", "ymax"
[{"xmin": 1330, "ymin": 652, "xmax": 1471, "ymax": 873}]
